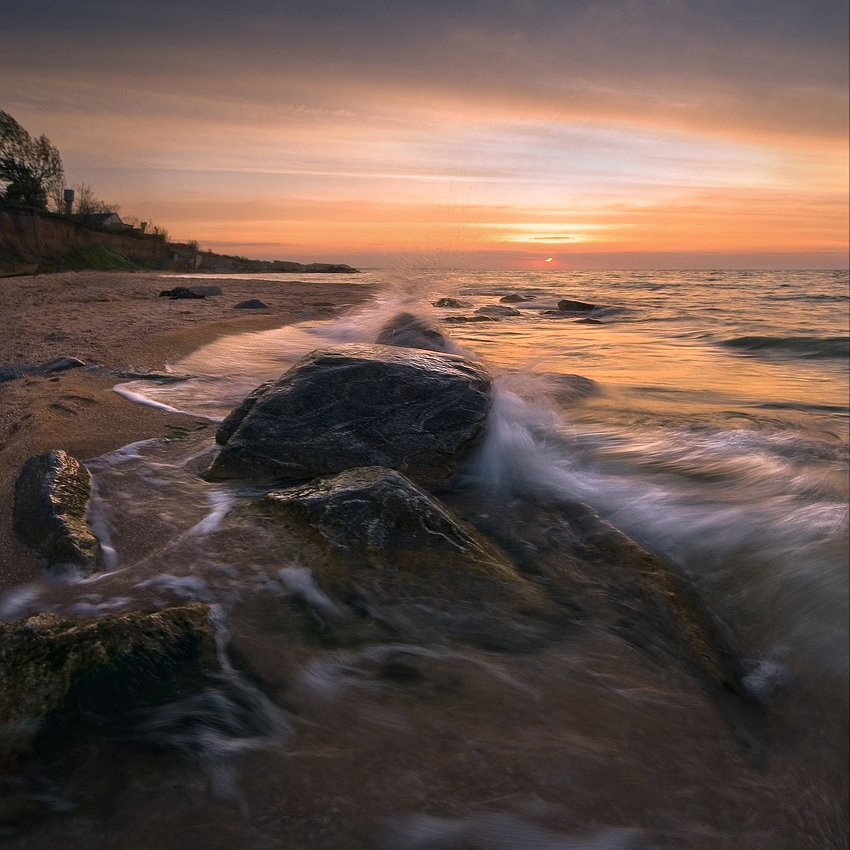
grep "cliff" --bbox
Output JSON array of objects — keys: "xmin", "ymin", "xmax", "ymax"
[{"xmin": 0, "ymin": 204, "xmax": 169, "ymax": 270}]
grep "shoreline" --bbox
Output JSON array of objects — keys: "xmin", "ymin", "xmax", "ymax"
[{"xmin": 0, "ymin": 270, "xmax": 376, "ymax": 593}]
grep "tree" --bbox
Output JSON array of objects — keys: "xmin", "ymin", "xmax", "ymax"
[
  {"xmin": 0, "ymin": 110, "xmax": 65, "ymax": 209},
  {"xmin": 73, "ymin": 182, "xmax": 120, "ymax": 220}
]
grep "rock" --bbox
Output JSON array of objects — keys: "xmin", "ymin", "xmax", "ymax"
[
  {"xmin": 432, "ymin": 297, "xmax": 471, "ymax": 308},
  {"xmin": 263, "ymin": 467, "xmax": 560, "ymax": 649},
  {"xmin": 441, "ymin": 315, "xmax": 497, "ymax": 323},
  {"xmin": 207, "ymin": 344, "xmax": 492, "ymax": 485},
  {"xmin": 35, "ymin": 356, "xmax": 87, "ymax": 375},
  {"xmin": 499, "ymin": 293, "xmax": 533, "ymax": 303},
  {"xmin": 375, "ymin": 311, "xmax": 456, "ymax": 353},
  {"xmin": 0, "ymin": 605, "xmax": 217, "ymax": 760},
  {"xmin": 112, "ymin": 369, "xmax": 195, "ymax": 383},
  {"xmin": 234, "ymin": 299, "xmax": 269, "ymax": 309},
  {"xmin": 475, "ymin": 305, "xmax": 521, "ymax": 318},
  {"xmin": 12, "ymin": 450, "xmax": 101, "ymax": 574},
  {"xmin": 444, "ymin": 493, "xmax": 755, "ymax": 707},
  {"xmin": 215, "ymin": 379, "xmax": 276, "ymax": 445},
  {"xmin": 159, "ymin": 286, "xmax": 204, "ymax": 299},
  {"xmin": 186, "ymin": 285, "xmax": 222, "ymax": 296},
  {"xmin": 558, "ymin": 298, "xmax": 596, "ymax": 311},
  {"xmin": 0, "ymin": 357, "xmax": 86, "ymax": 385}
]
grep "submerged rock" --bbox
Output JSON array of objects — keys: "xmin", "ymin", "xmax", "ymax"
[
  {"xmin": 499, "ymin": 293, "xmax": 534, "ymax": 303},
  {"xmin": 441, "ymin": 315, "xmax": 497, "ymax": 323},
  {"xmin": 208, "ymin": 344, "xmax": 492, "ymax": 485},
  {"xmin": 234, "ymin": 299, "xmax": 269, "ymax": 309},
  {"xmin": 12, "ymin": 450, "xmax": 101, "ymax": 574},
  {"xmin": 475, "ymin": 305, "xmax": 521, "ymax": 318},
  {"xmin": 432, "ymin": 297, "xmax": 471, "ymax": 308},
  {"xmin": 375, "ymin": 311, "xmax": 456, "ymax": 353},
  {"xmin": 263, "ymin": 467, "xmax": 561, "ymax": 649},
  {"xmin": 557, "ymin": 298, "xmax": 596, "ymax": 311},
  {"xmin": 0, "ymin": 605, "xmax": 218, "ymax": 759}
]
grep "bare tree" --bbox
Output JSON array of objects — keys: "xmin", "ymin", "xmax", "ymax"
[
  {"xmin": 0, "ymin": 110, "xmax": 65, "ymax": 209},
  {"xmin": 73, "ymin": 182, "xmax": 120, "ymax": 220}
]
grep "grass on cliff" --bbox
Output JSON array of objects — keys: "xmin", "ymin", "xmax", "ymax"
[{"xmin": 39, "ymin": 246, "xmax": 167, "ymax": 272}]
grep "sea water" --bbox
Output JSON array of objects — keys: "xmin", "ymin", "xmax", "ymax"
[
  {"xmin": 113, "ymin": 268, "xmax": 849, "ymax": 681},
  {"xmin": 4, "ymin": 267, "xmax": 848, "ymax": 847}
]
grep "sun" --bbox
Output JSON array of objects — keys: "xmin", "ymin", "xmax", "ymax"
[{"xmin": 544, "ymin": 257, "xmax": 554, "ymax": 263}]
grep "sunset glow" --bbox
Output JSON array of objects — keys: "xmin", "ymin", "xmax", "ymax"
[{"xmin": 2, "ymin": 1, "xmax": 846, "ymax": 269}]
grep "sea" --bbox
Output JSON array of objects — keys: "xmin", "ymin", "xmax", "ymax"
[
  {"xmin": 3, "ymin": 267, "xmax": 848, "ymax": 848},
  {"xmin": 115, "ymin": 267, "xmax": 850, "ymax": 680}
]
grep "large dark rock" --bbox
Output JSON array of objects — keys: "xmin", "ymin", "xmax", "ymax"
[
  {"xmin": 13, "ymin": 450, "xmax": 101, "ymax": 574},
  {"xmin": 263, "ymin": 467, "xmax": 561, "ymax": 649},
  {"xmin": 0, "ymin": 605, "xmax": 218, "ymax": 760},
  {"xmin": 207, "ymin": 344, "xmax": 492, "ymax": 485}
]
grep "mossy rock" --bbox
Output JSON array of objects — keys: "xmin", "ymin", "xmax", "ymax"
[{"xmin": 0, "ymin": 605, "xmax": 217, "ymax": 761}]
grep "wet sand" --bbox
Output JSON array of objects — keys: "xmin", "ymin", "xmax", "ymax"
[{"xmin": 0, "ymin": 271, "xmax": 375, "ymax": 592}]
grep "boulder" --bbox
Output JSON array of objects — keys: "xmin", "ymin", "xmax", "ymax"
[
  {"xmin": 207, "ymin": 344, "xmax": 492, "ymax": 485},
  {"xmin": 499, "ymin": 293, "xmax": 533, "ymax": 303},
  {"xmin": 0, "ymin": 605, "xmax": 218, "ymax": 759},
  {"xmin": 375, "ymin": 311, "xmax": 456, "ymax": 353},
  {"xmin": 475, "ymin": 305, "xmax": 521, "ymax": 318},
  {"xmin": 13, "ymin": 450, "xmax": 101, "ymax": 574},
  {"xmin": 234, "ymin": 299, "xmax": 269, "ymax": 309},
  {"xmin": 263, "ymin": 467, "xmax": 560, "ymax": 649},
  {"xmin": 558, "ymin": 298, "xmax": 596, "ymax": 311}
]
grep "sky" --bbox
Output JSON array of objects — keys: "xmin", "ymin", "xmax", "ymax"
[{"xmin": 1, "ymin": 0, "xmax": 847, "ymax": 269}]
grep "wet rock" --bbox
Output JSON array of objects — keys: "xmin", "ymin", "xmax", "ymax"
[
  {"xmin": 443, "ymin": 492, "xmax": 764, "ymax": 743},
  {"xmin": 513, "ymin": 373, "xmax": 601, "ymax": 404},
  {"xmin": 234, "ymin": 299, "xmax": 269, "ymax": 309},
  {"xmin": 263, "ymin": 467, "xmax": 560, "ymax": 649},
  {"xmin": 12, "ymin": 450, "xmax": 101, "ymax": 574},
  {"xmin": 0, "ymin": 357, "xmax": 86, "ymax": 385},
  {"xmin": 186, "ymin": 285, "xmax": 222, "ymax": 296},
  {"xmin": 112, "ymin": 369, "xmax": 196, "ymax": 383},
  {"xmin": 499, "ymin": 293, "xmax": 534, "ymax": 303},
  {"xmin": 0, "ymin": 605, "xmax": 218, "ymax": 760},
  {"xmin": 159, "ymin": 286, "xmax": 204, "ymax": 299},
  {"xmin": 207, "ymin": 344, "xmax": 492, "ymax": 486},
  {"xmin": 558, "ymin": 298, "xmax": 596, "ymax": 311},
  {"xmin": 475, "ymin": 305, "xmax": 521, "ymax": 318},
  {"xmin": 432, "ymin": 297, "xmax": 471, "ymax": 308},
  {"xmin": 375, "ymin": 311, "xmax": 456, "ymax": 353},
  {"xmin": 441, "ymin": 315, "xmax": 497, "ymax": 323},
  {"xmin": 215, "ymin": 379, "xmax": 276, "ymax": 445}
]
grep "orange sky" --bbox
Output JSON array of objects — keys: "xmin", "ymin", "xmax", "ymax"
[{"xmin": 2, "ymin": 0, "xmax": 847, "ymax": 268}]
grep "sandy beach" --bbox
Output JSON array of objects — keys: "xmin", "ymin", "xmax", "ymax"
[{"xmin": 0, "ymin": 271, "xmax": 375, "ymax": 593}]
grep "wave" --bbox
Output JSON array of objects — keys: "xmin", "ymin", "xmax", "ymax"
[{"xmin": 719, "ymin": 335, "xmax": 850, "ymax": 359}]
